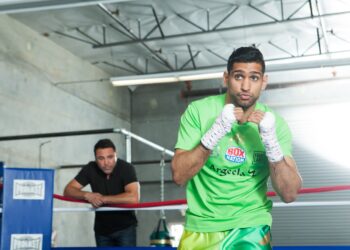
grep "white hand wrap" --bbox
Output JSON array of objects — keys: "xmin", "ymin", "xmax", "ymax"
[
  {"xmin": 259, "ymin": 112, "xmax": 284, "ymax": 163},
  {"xmin": 201, "ymin": 104, "xmax": 236, "ymax": 150}
]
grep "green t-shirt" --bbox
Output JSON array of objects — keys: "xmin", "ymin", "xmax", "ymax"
[{"xmin": 175, "ymin": 94, "xmax": 292, "ymax": 232}]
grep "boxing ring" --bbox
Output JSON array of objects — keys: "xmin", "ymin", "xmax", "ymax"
[{"xmin": 1, "ymin": 129, "xmax": 350, "ymax": 249}]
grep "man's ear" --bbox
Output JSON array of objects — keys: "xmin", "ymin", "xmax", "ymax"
[
  {"xmin": 223, "ymin": 71, "xmax": 229, "ymax": 87},
  {"xmin": 261, "ymin": 74, "xmax": 268, "ymax": 90}
]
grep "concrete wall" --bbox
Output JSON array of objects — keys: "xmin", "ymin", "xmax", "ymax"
[
  {"xmin": 0, "ymin": 15, "xmax": 131, "ymax": 247},
  {"xmin": 130, "ymin": 83, "xmax": 186, "ymax": 246}
]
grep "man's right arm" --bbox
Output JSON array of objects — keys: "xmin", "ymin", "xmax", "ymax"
[
  {"xmin": 172, "ymin": 103, "xmax": 237, "ymax": 186},
  {"xmin": 171, "ymin": 145, "xmax": 211, "ymax": 186},
  {"xmin": 64, "ymin": 179, "xmax": 104, "ymax": 208}
]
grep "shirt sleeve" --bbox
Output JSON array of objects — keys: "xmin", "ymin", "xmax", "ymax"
[
  {"xmin": 74, "ymin": 163, "xmax": 91, "ymax": 187},
  {"xmin": 122, "ymin": 162, "xmax": 138, "ymax": 186},
  {"xmin": 175, "ymin": 103, "xmax": 202, "ymax": 151}
]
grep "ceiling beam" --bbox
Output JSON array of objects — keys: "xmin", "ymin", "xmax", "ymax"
[
  {"xmin": 93, "ymin": 9, "xmax": 350, "ymax": 49},
  {"xmin": 98, "ymin": 3, "xmax": 174, "ymax": 70},
  {"xmin": 110, "ymin": 50, "xmax": 350, "ymax": 87},
  {"xmin": 187, "ymin": 44, "xmax": 196, "ymax": 69},
  {"xmin": 110, "ymin": 49, "xmax": 350, "ymax": 76},
  {"xmin": 0, "ymin": 0, "xmax": 135, "ymax": 14},
  {"xmin": 53, "ymin": 31, "xmax": 95, "ymax": 45},
  {"xmin": 151, "ymin": 7, "xmax": 165, "ymax": 39}
]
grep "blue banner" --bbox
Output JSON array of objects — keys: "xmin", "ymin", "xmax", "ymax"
[{"xmin": 0, "ymin": 167, "xmax": 54, "ymax": 250}]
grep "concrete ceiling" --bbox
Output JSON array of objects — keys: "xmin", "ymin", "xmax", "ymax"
[{"xmin": 2, "ymin": 0, "xmax": 350, "ymax": 84}]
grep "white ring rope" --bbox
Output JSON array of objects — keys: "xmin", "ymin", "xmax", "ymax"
[
  {"xmin": 1, "ymin": 201, "xmax": 349, "ymax": 214},
  {"xmin": 50, "ymin": 201, "xmax": 350, "ymax": 213}
]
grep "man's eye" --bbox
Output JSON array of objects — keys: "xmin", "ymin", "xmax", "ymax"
[
  {"xmin": 251, "ymin": 75, "xmax": 259, "ymax": 81},
  {"xmin": 234, "ymin": 74, "xmax": 243, "ymax": 80}
]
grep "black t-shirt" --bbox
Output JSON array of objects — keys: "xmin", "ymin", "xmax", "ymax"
[{"xmin": 75, "ymin": 159, "xmax": 138, "ymax": 235}]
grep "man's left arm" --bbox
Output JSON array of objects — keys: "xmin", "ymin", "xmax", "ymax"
[
  {"xmin": 101, "ymin": 181, "xmax": 140, "ymax": 205},
  {"xmin": 268, "ymin": 156, "xmax": 302, "ymax": 203},
  {"xmin": 249, "ymin": 111, "xmax": 302, "ymax": 203}
]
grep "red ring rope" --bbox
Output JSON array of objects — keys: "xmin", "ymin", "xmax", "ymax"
[{"xmin": 53, "ymin": 185, "xmax": 350, "ymax": 208}]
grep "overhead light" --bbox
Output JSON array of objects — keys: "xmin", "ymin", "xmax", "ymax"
[
  {"xmin": 111, "ymin": 75, "xmax": 178, "ymax": 86},
  {"xmin": 110, "ymin": 69, "xmax": 223, "ymax": 86},
  {"xmin": 178, "ymin": 72, "xmax": 223, "ymax": 81}
]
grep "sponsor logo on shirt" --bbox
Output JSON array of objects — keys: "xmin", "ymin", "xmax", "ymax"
[
  {"xmin": 253, "ymin": 151, "xmax": 267, "ymax": 164},
  {"xmin": 209, "ymin": 164, "xmax": 257, "ymax": 177},
  {"xmin": 225, "ymin": 147, "xmax": 246, "ymax": 163}
]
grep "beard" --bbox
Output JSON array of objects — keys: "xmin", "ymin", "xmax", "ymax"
[{"xmin": 230, "ymin": 93, "xmax": 258, "ymax": 110}]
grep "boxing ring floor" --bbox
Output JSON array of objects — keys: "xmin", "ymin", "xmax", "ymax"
[{"xmin": 53, "ymin": 247, "xmax": 350, "ymax": 249}]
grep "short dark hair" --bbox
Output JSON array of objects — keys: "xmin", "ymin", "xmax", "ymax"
[
  {"xmin": 94, "ymin": 139, "xmax": 116, "ymax": 154},
  {"xmin": 227, "ymin": 46, "xmax": 265, "ymax": 74}
]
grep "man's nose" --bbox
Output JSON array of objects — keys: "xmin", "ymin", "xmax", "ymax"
[{"xmin": 241, "ymin": 77, "xmax": 251, "ymax": 91}]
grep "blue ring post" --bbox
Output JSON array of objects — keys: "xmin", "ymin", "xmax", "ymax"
[{"xmin": 0, "ymin": 165, "xmax": 54, "ymax": 250}]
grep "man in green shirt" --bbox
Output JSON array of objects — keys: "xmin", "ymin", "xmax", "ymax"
[{"xmin": 172, "ymin": 46, "xmax": 302, "ymax": 250}]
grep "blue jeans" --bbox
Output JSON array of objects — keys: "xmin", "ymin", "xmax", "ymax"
[{"xmin": 95, "ymin": 224, "xmax": 137, "ymax": 247}]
